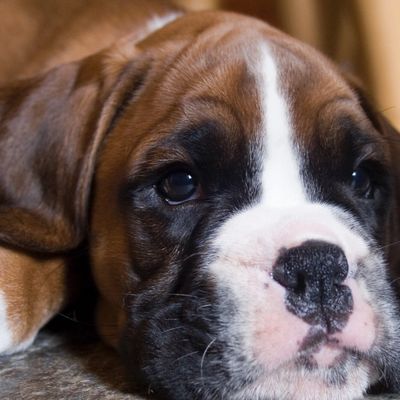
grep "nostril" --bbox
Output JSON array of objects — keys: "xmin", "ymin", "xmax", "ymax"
[
  {"xmin": 272, "ymin": 262, "xmax": 292, "ymax": 288},
  {"xmin": 294, "ymin": 273, "xmax": 307, "ymax": 295},
  {"xmin": 272, "ymin": 262, "xmax": 307, "ymax": 294}
]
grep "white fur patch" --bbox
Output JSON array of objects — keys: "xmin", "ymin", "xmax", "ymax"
[
  {"xmin": 260, "ymin": 46, "xmax": 306, "ymax": 208},
  {"xmin": 231, "ymin": 362, "xmax": 371, "ymax": 400},
  {"xmin": 2, "ymin": 335, "xmax": 36, "ymax": 355},
  {"xmin": 146, "ymin": 12, "xmax": 183, "ymax": 35},
  {"xmin": 0, "ymin": 291, "xmax": 36, "ymax": 355},
  {"xmin": 0, "ymin": 291, "xmax": 13, "ymax": 353}
]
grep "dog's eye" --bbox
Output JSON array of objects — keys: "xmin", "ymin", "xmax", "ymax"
[
  {"xmin": 351, "ymin": 167, "xmax": 373, "ymax": 199},
  {"xmin": 157, "ymin": 170, "xmax": 199, "ymax": 204}
]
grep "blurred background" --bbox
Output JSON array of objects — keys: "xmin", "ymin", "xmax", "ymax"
[{"xmin": 176, "ymin": 0, "xmax": 400, "ymax": 130}]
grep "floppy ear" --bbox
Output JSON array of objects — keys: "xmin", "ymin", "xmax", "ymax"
[
  {"xmin": 369, "ymin": 99, "xmax": 400, "ymax": 277},
  {"xmin": 347, "ymin": 76, "xmax": 400, "ymax": 278},
  {"xmin": 0, "ymin": 50, "xmax": 139, "ymax": 253}
]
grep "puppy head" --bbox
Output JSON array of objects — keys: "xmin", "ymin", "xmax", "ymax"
[
  {"xmin": 1, "ymin": 10, "xmax": 400, "ymax": 400},
  {"xmin": 85, "ymin": 11, "xmax": 400, "ymax": 399}
]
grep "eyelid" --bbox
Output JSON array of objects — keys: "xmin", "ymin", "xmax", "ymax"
[
  {"xmin": 125, "ymin": 158, "xmax": 198, "ymax": 189},
  {"xmin": 125, "ymin": 143, "xmax": 193, "ymax": 179},
  {"xmin": 352, "ymin": 147, "xmax": 390, "ymax": 177},
  {"xmin": 353, "ymin": 137, "xmax": 388, "ymax": 165}
]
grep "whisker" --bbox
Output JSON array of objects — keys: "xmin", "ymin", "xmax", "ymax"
[
  {"xmin": 354, "ymin": 105, "xmax": 397, "ymax": 126},
  {"xmin": 162, "ymin": 326, "xmax": 185, "ymax": 334},
  {"xmin": 57, "ymin": 312, "xmax": 82, "ymax": 324},
  {"xmin": 200, "ymin": 337, "xmax": 216, "ymax": 381},
  {"xmin": 181, "ymin": 251, "xmax": 210, "ymax": 264},
  {"xmin": 55, "ymin": 312, "xmax": 97, "ymax": 328},
  {"xmin": 123, "ymin": 293, "xmax": 140, "ymax": 297},
  {"xmin": 197, "ymin": 304, "xmax": 213, "ymax": 310},
  {"xmin": 389, "ymin": 277, "xmax": 400, "ymax": 286},
  {"xmin": 173, "ymin": 351, "xmax": 199, "ymax": 363},
  {"xmin": 169, "ymin": 293, "xmax": 201, "ymax": 300},
  {"xmin": 375, "ymin": 240, "xmax": 400, "ymax": 251}
]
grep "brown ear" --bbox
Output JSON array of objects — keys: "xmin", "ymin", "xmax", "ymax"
[
  {"xmin": 0, "ymin": 51, "xmax": 139, "ymax": 253},
  {"xmin": 347, "ymin": 75, "xmax": 400, "ymax": 274}
]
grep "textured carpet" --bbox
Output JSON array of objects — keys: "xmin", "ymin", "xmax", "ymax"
[
  {"xmin": 0, "ymin": 317, "xmax": 398, "ymax": 400},
  {"xmin": 0, "ymin": 317, "xmax": 140, "ymax": 400}
]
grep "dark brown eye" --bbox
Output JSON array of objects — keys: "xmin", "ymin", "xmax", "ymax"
[
  {"xmin": 157, "ymin": 170, "xmax": 199, "ymax": 204},
  {"xmin": 351, "ymin": 167, "xmax": 373, "ymax": 199}
]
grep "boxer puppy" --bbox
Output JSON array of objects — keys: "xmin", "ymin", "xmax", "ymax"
[{"xmin": 1, "ymin": 3, "xmax": 400, "ymax": 400}]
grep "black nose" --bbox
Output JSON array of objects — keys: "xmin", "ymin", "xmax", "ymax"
[{"xmin": 272, "ymin": 240, "xmax": 353, "ymax": 333}]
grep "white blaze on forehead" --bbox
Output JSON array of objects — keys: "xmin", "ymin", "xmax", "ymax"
[{"xmin": 259, "ymin": 46, "xmax": 307, "ymax": 207}]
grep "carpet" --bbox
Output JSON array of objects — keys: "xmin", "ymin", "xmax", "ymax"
[{"xmin": 0, "ymin": 317, "xmax": 398, "ymax": 400}]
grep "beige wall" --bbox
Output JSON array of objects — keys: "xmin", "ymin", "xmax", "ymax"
[{"xmin": 174, "ymin": 0, "xmax": 219, "ymax": 11}]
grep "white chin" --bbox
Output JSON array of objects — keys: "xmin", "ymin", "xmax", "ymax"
[
  {"xmin": 304, "ymin": 344, "xmax": 347, "ymax": 368},
  {"xmin": 232, "ymin": 357, "xmax": 373, "ymax": 400}
]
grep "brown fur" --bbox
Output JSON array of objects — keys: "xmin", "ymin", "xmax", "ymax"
[
  {"xmin": 0, "ymin": 0, "xmax": 179, "ymax": 84},
  {"xmin": 0, "ymin": 0, "xmax": 180, "ymax": 350}
]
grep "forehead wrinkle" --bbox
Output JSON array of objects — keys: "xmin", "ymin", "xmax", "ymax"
[{"xmin": 269, "ymin": 44, "xmax": 357, "ymax": 152}]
